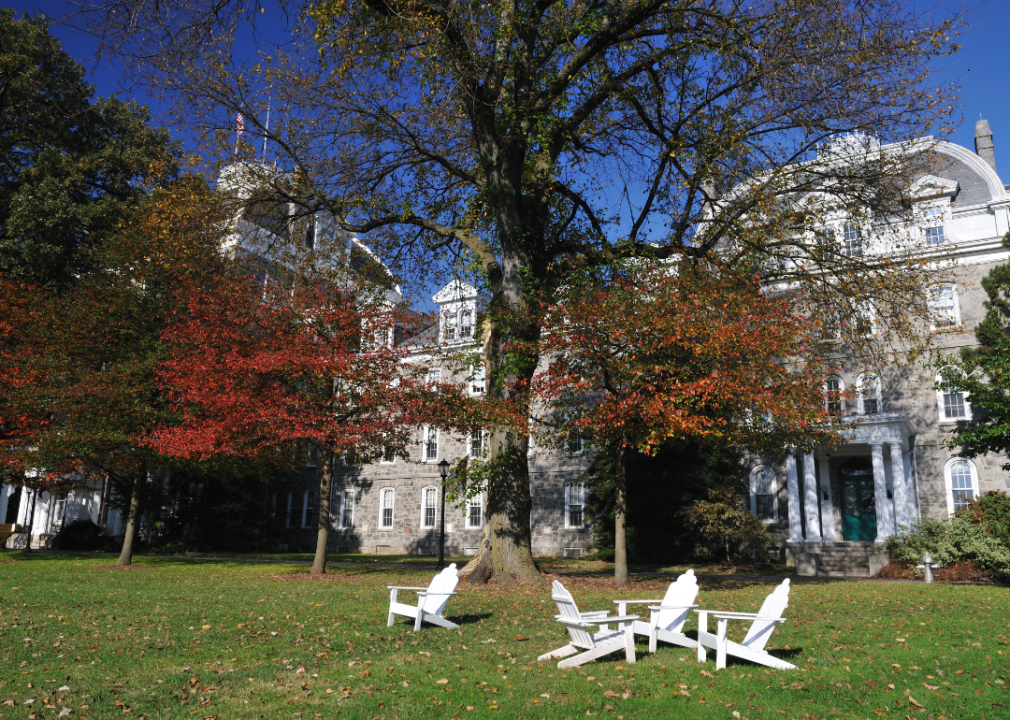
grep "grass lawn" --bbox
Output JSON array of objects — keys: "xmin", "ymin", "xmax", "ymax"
[{"xmin": 0, "ymin": 552, "xmax": 1007, "ymax": 720}]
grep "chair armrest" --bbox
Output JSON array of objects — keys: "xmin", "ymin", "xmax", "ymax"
[
  {"xmin": 580, "ymin": 610, "xmax": 611, "ymax": 617},
  {"xmin": 387, "ymin": 586, "xmax": 429, "ymax": 591},
  {"xmin": 710, "ymin": 612, "xmax": 786, "ymax": 622},
  {"xmin": 612, "ymin": 599, "xmax": 663, "ymax": 605},
  {"xmin": 580, "ymin": 614, "xmax": 639, "ymax": 626},
  {"xmin": 648, "ymin": 604, "xmax": 699, "ymax": 611},
  {"xmin": 416, "ymin": 591, "xmax": 458, "ymax": 597}
]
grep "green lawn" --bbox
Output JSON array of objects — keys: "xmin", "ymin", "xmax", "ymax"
[{"xmin": 0, "ymin": 552, "xmax": 1005, "ymax": 720}]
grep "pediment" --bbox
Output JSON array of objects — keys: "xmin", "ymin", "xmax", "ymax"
[
  {"xmin": 910, "ymin": 174, "xmax": 959, "ymax": 199},
  {"xmin": 432, "ymin": 279, "xmax": 486, "ymax": 305}
]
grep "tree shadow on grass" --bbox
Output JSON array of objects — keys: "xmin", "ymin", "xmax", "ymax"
[{"xmin": 447, "ymin": 612, "xmax": 493, "ymax": 626}]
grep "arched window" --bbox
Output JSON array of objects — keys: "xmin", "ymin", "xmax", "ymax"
[
  {"xmin": 565, "ymin": 482, "xmax": 585, "ymax": 528},
  {"xmin": 420, "ymin": 486, "xmax": 438, "ymax": 529},
  {"xmin": 856, "ymin": 373, "xmax": 882, "ymax": 415},
  {"xmin": 379, "ymin": 488, "xmax": 395, "ymax": 528},
  {"xmin": 927, "ymin": 284, "xmax": 960, "ymax": 330},
  {"xmin": 749, "ymin": 466, "xmax": 778, "ymax": 523},
  {"xmin": 936, "ymin": 369, "xmax": 971, "ymax": 422},
  {"xmin": 945, "ymin": 459, "xmax": 979, "ymax": 514},
  {"xmin": 824, "ymin": 375, "xmax": 844, "ymax": 416}
]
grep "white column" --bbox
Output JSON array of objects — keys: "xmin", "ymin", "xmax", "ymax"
[
  {"xmin": 785, "ymin": 452, "xmax": 803, "ymax": 541},
  {"xmin": 802, "ymin": 453, "xmax": 822, "ymax": 541},
  {"xmin": 889, "ymin": 442, "xmax": 910, "ymax": 530},
  {"xmin": 871, "ymin": 443, "xmax": 895, "ymax": 541},
  {"xmin": 818, "ymin": 457, "xmax": 837, "ymax": 541}
]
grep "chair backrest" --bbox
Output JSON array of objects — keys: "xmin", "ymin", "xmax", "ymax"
[
  {"xmin": 421, "ymin": 564, "xmax": 459, "ymax": 616},
  {"xmin": 741, "ymin": 578, "xmax": 790, "ymax": 651},
  {"xmin": 551, "ymin": 580, "xmax": 594, "ymax": 649},
  {"xmin": 656, "ymin": 569, "xmax": 699, "ymax": 632}
]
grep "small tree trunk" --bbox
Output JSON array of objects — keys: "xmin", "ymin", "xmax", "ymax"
[
  {"xmin": 116, "ymin": 476, "xmax": 142, "ymax": 567},
  {"xmin": 460, "ymin": 429, "xmax": 541, "ymax": 585},
  {"xmin": 614, "ymin": 439, "xmax": 629, "ymax": 585},
  {"xmin": 311, "ymin": 451, "xmax": 333, "ymax": 575}
]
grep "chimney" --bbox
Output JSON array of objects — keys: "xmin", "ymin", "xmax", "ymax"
[{"xmin": 975, "ymin": 119, "xmax": 997, "ymax": 172}]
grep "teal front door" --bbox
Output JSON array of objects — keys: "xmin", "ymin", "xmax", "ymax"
[{"xmin": 840, "ymin": 458, "xmax": 877, "ymax": 541}]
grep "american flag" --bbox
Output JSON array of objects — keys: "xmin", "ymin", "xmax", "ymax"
[{"xmin": 236, "ymin": 112, "xmax": 244, "ymax": 137}]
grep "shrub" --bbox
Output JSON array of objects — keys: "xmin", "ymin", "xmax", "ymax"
[
  {"xmin": 963, "ymin": 490, "xmax": 1010, "ymax": 547},
  {"xmin": 681, "ymin": 488, "xmax": 774, "ymax": 562},
  {"xmin": 883, "ymin": 514, "xmax": 1010, "ymax": 579},
  {"xmin": 52, "ymin": 520, "xmax": 104, "ymax": 551}
]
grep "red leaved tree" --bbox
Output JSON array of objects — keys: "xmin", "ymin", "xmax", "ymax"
[
  {"xmin": 152, "ymin": 257, "xmax": 451, "ymax": 574},
  {"xmin": 534, "ymin": 260, "xmax": 840, "ymax": 583}
]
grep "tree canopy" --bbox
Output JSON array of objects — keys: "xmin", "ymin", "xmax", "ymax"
[{"xmin": 0, "ymin": 8, "xmax": 179, "ymax": 285}]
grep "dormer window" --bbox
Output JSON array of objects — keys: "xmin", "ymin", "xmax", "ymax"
[
  {"xmin": 442, "ymin": 305, "xmax": 475, "ymax": 342},
  {"xmin": 923, "ymin": 206, "xmax": 946, "ymax": 245}
]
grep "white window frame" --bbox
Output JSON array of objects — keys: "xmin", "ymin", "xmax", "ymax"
[
  {"xmin": 919, "ymin": 201, "xmax": 951, "ymax": 246},
  {"xmin": 565, "ymin": 434, "xmax": 585, "ymax": 455},
  {"xmin": 423, "ymin": 425, "xmax": 440, "ymax": 462},
  {"xmin": 338, "ymin": 489, "xmax": 354, "ymax": 529},
  {"xmin": 469, "ymin": 362, "xmax": 486, "ymax": 395},
  {"xmin": 442, "ymin": 304, "xmax": 475, "ymax": 343},
  {"xmin": 749, "ymin": 465, "xmax": 779, "ymax": 524},
  {"xmin": 936, "ymin": 369, "xmax": 972, "ymax": 423},
  {"xmin": 944, "ymin": 458, "xmax": 980, "ymax": 515},
  {"xmin": 927, "ymin": 283, "xmax": 961, "ymax": 331},
  {"xmin": 466, "ymin": 492, "xmax": 484, "ymax": 529},
  {"xmin": 420, "ymin": 486, "xmax": 438, "ymax": 529},
  {"xmin": 380, "ymin": 443, "xmax": 396, "ymax": 464},
  {"xmin": 468, "ymin": 429, "xmax": 486, "ymax": 459},
  {"xmin": 564, "ymin": 482, "xmax": 585, "ymax": 529},
  {"xmin": 824, "ymin": 375, "xmax": 845, "ymax": 415},
  {"xmin": 427, "ymin": 368, "xmax": 442, "ymax": 387},
  {"xmin": 379, "ymin": 487, "xmax": 395, "ymax": 529},
  {"xmin": 301, "ymin": 490, "xmax": 316, "ymax": 529},
  {"xmin": 856, "ymin": 372, "xmax": 882, "ymax": 415},
  {"xmin": 842, "ymin": 221, "xmax": 863, "ymax": 257},
  {"xmin": 853, "ymin": 302, "xmax": 876, "ymax": 338}
]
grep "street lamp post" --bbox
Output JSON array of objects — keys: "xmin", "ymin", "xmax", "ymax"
[{"xmin": 437, "ymin": 459, "xmax": 449, "ymax": 569}]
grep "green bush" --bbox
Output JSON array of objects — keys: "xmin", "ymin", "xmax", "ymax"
[
  {"xmin": 963, "ymin": 490, "xmax": 1010, "ymax": 547},
  {"xmin": 883, "ymin": 511, "xmax": 1010, "ymax": 579}
]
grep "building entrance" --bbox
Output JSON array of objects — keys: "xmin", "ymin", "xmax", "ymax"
[{"xmin": 839, "ymin": 458, "xmax": 877, "ymax": 541}]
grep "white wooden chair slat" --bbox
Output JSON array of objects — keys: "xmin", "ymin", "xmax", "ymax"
[
  {"xmin": 538, "ymin": 581, "xmax": 638, "ymax": 669},
  {"xmin": 614, "ymin": 569, "xmax": 700, "ymax": 653},
  {"xmin": 695, "ymin": 578, "xmax": 795, "ymax": 671},
  {"xmin": 386, "ymin": 564, "xmax": 460, "ymax": 632}
]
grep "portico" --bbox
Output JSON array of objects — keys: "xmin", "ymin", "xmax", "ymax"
[{"xmin": 785, "ymin": 413, "xmax": 917, "ymax": 544}]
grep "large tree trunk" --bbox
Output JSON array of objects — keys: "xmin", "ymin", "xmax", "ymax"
[
  {"xmin": 311, "ymin": 451, "xmax": 333, "ymax": 575},
  {"xmin": 116, "ymin": 475, "xmax": 142, "ymax": 567},
  {"xmin": 460, "ymin": 428, "xmax": 540, "ymax": 584},
  {"xmin": 614, "ymin": 440, "xmax": 629, "ymax": 585}
]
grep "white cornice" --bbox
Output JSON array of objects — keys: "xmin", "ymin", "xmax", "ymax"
[{"xmin": 935, "ymin": 141, "xmax": 1007, "ymax": 201}]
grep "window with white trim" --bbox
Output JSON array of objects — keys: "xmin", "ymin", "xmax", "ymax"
[
  {"xmin": 565, "ymin": 482, "xmax": 585, "ymax": 528},
  {"xmin": 936, "ymin": 370, "xmax": 971, "ymax": 422},
  {"xmin": 922, "ymin": 205, "xmax": 947, "ymax": 245},
  {"xmin": 927, "ymin": 284, "xmax": 960, "ymax": 331},
  {"xmin": 469, "ymin": 429, "xmax": 486, "ymax": 459},
  {"xmin": 566, "ymin": 435, "xmax": 585, "ymax": 454},
  {"xmin": 466, "ymin": 493, "xmax": 483, "ymax": 528},
  {"xmin": 381, "ymin": 444, "xmax": 396, "ymax": 464},
  {"xmin": 843, "ymin": 222, "xmax": 863, "ymax": 256},
  {"xmin": 749, "ymin": 466, "xmax": 778, "ymax": 523},
  {"xmin": 945, "ymin": 458, "xmax": 979, "ymax": 514},
  {"xmin": 379, "ymin": 488, "xmax": 395, "ymax": 529},
  {"xmin": 421, "ymin": 486, "xmax": 438, "ymax": 529},
  {"xmin": 302, "ymin": 490, "xmax": 317, "ymax": 529},
  {"xmin": 427, "ymin": 368, "xmax": 442, "ymax": 387},
  {"xmin": 856, "ymin": 373, "xmax": 882, "ymax": 415},
  {"xmin": 824, "ymin": 375, "xmax": 844, "ymax": 416},
  {"xmin": 469, "ymin": 362, "xmax": 486, "ymax": 395},
  {"xmin": 854, "ymin": 303, "xmax": 875, "ymax": 337},
  {"xmin": 423, "ymin": 426, "xmax": 439, "ymax": 461},
  {"xmin": 442, "ymin": 305, "xmax": 475, "ymax": 342},
  {"xmin": 338, "ymin": 489, "xmax": 354, "ymax": 529}
]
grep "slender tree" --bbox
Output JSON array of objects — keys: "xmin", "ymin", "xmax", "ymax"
[
  {"xmin": 533, "ymin": 260, "xmax": 837, "ymax": 582},
  {"xmin": 150, "ymin": 248, "xmax": 470, "ymax": 574},
  {"xmin": 79, "ymin": 0, "xmax": 961, "ymax": 582}
]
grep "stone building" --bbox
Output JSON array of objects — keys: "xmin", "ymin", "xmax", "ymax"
[{"xmin": 755, "ymin": 121, "xmax": 1010, "ymax": 576}]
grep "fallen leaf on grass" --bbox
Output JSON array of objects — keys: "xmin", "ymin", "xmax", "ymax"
[
  {"xmin": 908, "ymin": 695, "xmax": 925, "ymax": 709},
  {"xmin": 2, "ymin": 700, "xmax": 13, "ymax": 707},
  {"xmin": 436, "ymin": 679, "xmax": 449, "ymax": 685},
  {"xmin": 700, "ymin": 670, "xmax": 714, "ymax": 678}
]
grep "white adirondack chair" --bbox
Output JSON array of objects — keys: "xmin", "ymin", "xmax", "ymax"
[
  {"xmin": 537, "ymin": 580, "xmax": 639, "ymax": 669},
  {"xmin": 695, "ymin": 578, "xmax": 795, "ymax": 670},
  {"xmin": 386, "ymin": 564, "xmax": 459, "ymax": 632},
  {"xmin": 613, "ymin": 569, "xmax": 700, "ymax": 653}
]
